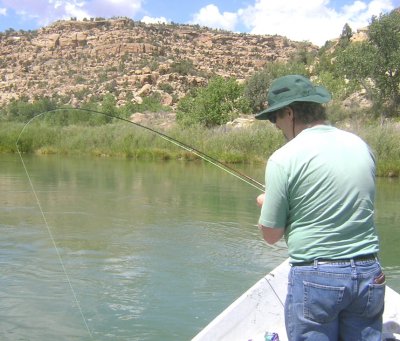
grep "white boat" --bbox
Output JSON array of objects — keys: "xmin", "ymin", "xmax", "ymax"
[{"xmin": 192, "ymin": 259, "xmax": 400, "ymax": 341}]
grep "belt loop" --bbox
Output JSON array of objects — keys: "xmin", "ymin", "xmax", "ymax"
[
  {"xmin": 350, "ymin": 258, "xmax": 355, "ymax": 268},
  {"xmin": 313, "ymin": 259, "xmax": 318, "ymax": 269}
]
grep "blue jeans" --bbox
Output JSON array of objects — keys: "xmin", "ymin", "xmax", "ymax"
[{"xmin": 285, "ymin": 259, "xmax": 385, "ymax": 341}]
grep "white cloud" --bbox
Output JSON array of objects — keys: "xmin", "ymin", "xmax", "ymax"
[
  {"xmin": 33, "ymin": 1, "xmax": 90, "ymax": 26},
  {"xmin": 141, "ymin": 15, "xmax": 168, "ymax": 24},
  {"xmin": 63, "ymin": 1, "xmax": 90, "ymax": 19},
  {"xmin": 83, "ymin": 0, "xmax": 143, "ymax": 18},
  {"xmin": 1, "ymin": 0, "xmax": 396, "ymax": 42},
  {"xmin": 343, "ymin": 0, "xmax": 394, "ymax": 24},
  {"xmin": 190, "ymin": 4, "xmax": 238, "ymax": 31},
  {"xmin": 238, "ymin": 0, "xmax": 395, "ymax": 46},
  {"xmin": 342, "ymin": 0, "xmax": 368, "ymax": 17},
  {"xmin": 0, "ymin": 0, "xmax": 144, "ymax": 27}
]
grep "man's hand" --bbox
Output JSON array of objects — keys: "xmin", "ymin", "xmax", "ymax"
[{"xmin": 256, "ymin": 193, "xmax": 265, "ymax": 208}]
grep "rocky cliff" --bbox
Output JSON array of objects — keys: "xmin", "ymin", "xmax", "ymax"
[{"xmin": 0, "ymin": 18, "xmax": 317, "ymax": 108}]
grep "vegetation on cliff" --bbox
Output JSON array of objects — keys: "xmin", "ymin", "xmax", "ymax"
[{"xmin": 0, "ymin": 10, "xmax": 399, "ymax": 177}]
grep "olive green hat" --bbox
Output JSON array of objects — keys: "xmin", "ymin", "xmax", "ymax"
[{"xmin": 255, "ymin": 75, "xmax": 332, "ymax": 120}]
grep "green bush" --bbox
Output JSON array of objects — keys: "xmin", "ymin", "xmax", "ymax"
[
  {"xmin": 170, "ymin": 59, "xmax": 197, "ymax": 76},
  {"xmin": 1, "ymin": 98, "xmax": 57, "ymax": 122},
  {"xmin": 334, "ymin": 10, "xmax": 400, "ymax": 116},
  {"xmin": 244, "ymin": 61, "xmax": 308, "ymax": 114},
  {"xmin": 176, "ymin": 76, "xmax": 250, "ymax": 127}
]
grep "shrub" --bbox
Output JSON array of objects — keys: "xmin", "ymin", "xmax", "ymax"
[
  {"xmin": 176, "ymin": 76, "xmax": 251, "ymax": 127},
  {"xmin": 244, "ymin": 61, "xmax": 308, "ymax": 114}
]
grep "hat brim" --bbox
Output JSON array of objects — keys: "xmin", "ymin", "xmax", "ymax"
[{"xmin": 255, "ymin": 86, "xmax": 332, "ymax": 120}]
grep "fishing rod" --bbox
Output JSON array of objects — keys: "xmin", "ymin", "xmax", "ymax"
[
  {"xmin": 16, "ymin": 107, "xmax": 265, "ymax": 192},
  {"xmin": 15, "ymin": 107, "xmax": 279, "ymax": 336}
]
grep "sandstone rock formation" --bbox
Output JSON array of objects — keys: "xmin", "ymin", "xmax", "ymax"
[{"xmin": 0, "ymin": 18, "xmax": 318, "ymax": 108}]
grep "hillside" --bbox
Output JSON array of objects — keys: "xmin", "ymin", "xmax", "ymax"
[{"xmin": 0, "ymin": 18, "xmax": 317, "ymax": 108}]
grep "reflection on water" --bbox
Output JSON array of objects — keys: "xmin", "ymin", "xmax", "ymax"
[
  {"xmin": 375, "ymin": 177, "xmax": 400, "ymax": 288},
  {"xmin": 0, "ymin": 154, "xmax": 399, "ymax": 340}
]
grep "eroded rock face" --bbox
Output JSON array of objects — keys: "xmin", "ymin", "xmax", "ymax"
[{"xmin": 0, "ymin": 18, "xmax": 318, "ymax": 108}]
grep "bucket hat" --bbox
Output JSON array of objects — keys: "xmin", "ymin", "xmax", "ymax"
[{"xmin": 255, "ymin": 75, "xmax": 332, "ymax": 120}]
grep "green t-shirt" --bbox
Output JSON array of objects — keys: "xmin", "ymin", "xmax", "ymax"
[{"xmin": 259, "ymin": 125, "xmax": 380, "ymax": 263}]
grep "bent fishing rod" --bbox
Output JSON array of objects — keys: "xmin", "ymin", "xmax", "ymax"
[
  {"xmin": 15, "ymin": 108, "xmax": 280, "ymax": 330},
  {"xmin": 16, "ymin": 107, "xmax": 265, "ymax": 192}
]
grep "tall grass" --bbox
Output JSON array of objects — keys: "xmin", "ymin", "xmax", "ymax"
[
  {"xmin": 357, "ymin": 124, "xmax": 400, "ymax": 177},
  {"xmin": 1, "ymin": 120, "xmax": 399, "ymax": 177},
  {"xmin": 168, "ymin": 122, "xmax": 284, "ymax": 163},
  {"xmin": 1, "ymin": 120, "xmax": 283, "ymax": 161}
]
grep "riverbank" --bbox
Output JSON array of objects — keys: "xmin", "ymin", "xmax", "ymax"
[{"xmin": 1, "ymin": 120, "xmax": 399, "ymax": 177}]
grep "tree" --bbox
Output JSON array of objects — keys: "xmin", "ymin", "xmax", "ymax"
[
  {"xmin": 339, "ymin": 23, "xmax": 353, "ymax": 49},
  {"xmin": 368, "ymin": 11, "xmax": 400, "ymax": 113},
  {"xmin": 176, "ymin": 76, "xmax": 250, "ymax": 127},
  {"xmin": 244, "ymin": 61, "xmax": 308, "ymax": 114},
  {"xmin": 170, "ymin": 59, "xmax": 197, "ymax": 76},
  {"xmin": 1, "ymin": 98, "xmax": 57, "ymax": 122},
  {"xmin": 243, "ymin": 69, "xmax": 273, "ymax": 114},
  {"xmin": 336, "ymin": 10, "xmax": 400, "ymax": 115},
  {"xmin": 335, "ymin": 41, "xmax": 376, "ymax": 100}
]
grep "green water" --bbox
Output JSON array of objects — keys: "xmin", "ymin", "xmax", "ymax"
[{"xmin": 1, "ymin": 154, "xmax": 399, "ymax": 341}]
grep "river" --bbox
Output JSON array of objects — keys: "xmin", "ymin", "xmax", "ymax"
[{"xmin": 1, "ymin": 154, "xmax": 399, "ymax": 340}]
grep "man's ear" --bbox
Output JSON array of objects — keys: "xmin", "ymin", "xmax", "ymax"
[{"xmin": 286, "ymin": 107, "xmax": 295, "ymax": 121}]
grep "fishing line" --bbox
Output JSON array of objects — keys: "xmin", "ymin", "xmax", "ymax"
[
  {"xmin": 266, "ymin": 275, "xmax": 285, "ymax": 308},
  {"xmin": 17, "ymin": 107, "xmax": 265, "ymax": 192},
  {"xmin": 15, "ymin": 107, "xmax": 268, "ymax": 333},
  {"xmin": 16, "ymin": 147, "xmax": 94, "ymax": 338}
]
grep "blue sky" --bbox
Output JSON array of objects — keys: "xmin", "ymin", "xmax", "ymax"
[{"xmin": 0, "ymin": 0, "xmax": 398, "ymax": 45}]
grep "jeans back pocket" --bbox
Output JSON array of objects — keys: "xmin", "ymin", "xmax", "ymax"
[{"xmin": 303, "ymin": 281, "xmax": 345, "ymax": 323}]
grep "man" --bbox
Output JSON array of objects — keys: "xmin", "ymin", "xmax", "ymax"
[{"xmin": 255, "ymin": 75, "xmax": 385, "ymax": 340}]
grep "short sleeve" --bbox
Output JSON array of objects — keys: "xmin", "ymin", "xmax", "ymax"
[{"xmin": 258, "ymin": 159, "xmax": 289, "ymax": 228}]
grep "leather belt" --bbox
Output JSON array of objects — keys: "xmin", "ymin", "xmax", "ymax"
[{"xmin": 291, "ymin": 253, "xmax": 377, "ymax": 267}]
